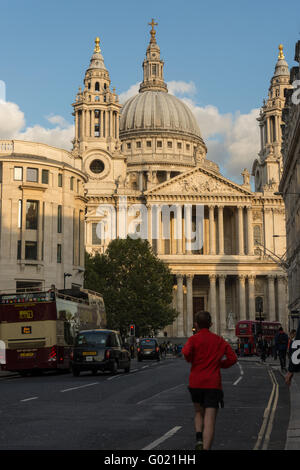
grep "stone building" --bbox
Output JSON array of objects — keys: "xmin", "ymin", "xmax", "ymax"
[
  {"xmin": 0, "ymin": 24, "xmax": 290, "ymax": 337},
  {"xmin": 80, "ymin": 26, "xmax": 288, "ymax": 338},
  {"xmin": 0, "ymin": 140, "xmax": 87, "ymax": 291},
  {"xmin": 280, "ymin": 40, "xmax": 300, "ymax": 326}
]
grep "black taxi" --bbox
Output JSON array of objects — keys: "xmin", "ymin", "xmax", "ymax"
[
  {"xmin": 137, "ymin": 338, "xmax": 160, "ymax": 362},
  {"xmin": 71, "ymin": 329, "xmax": 131, "ymax": 376}
]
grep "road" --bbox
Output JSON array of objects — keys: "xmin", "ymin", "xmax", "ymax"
[{"xmin": 0, "ymin": 356, "xmax": 290, "ymax": 450}]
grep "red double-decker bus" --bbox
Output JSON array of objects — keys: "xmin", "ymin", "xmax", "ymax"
[
  {"xmin": 0, "ymin": 288, "xmax": 105, "ymax": 375},
  {"xmin": 235, "ymin": 320, "xmax": 281, "ymax": 355}
]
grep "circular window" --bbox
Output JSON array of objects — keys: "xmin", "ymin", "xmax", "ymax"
[{"xmin": 90, "ymin": 159, "xmax": 105, "ymax": 174}]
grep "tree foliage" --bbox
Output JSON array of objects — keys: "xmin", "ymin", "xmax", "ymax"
[{"xmin": 84, "ymin": 237, "xmax": 178, "ymax": 337}]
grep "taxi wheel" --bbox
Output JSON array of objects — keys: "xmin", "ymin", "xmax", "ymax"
[
  {"xmin": 72, "ymin": 366, "xmax": 80, "ymax": 377},
  {"xmin": 111, "ymin": 360, "xmax": 118, "ymax": 375}
]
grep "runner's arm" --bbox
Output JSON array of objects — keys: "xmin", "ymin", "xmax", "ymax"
[
  {"xmin": 220, "ymin": 343, "xmax": 238, "ymax": 368},
  {"xmin": 182, "ymin": 339, "xmax": 193, "ymax": 363}
]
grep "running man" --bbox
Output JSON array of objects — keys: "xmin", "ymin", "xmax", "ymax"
[{"xmin": 182, "ymin": 311, "xmax": 237, "ymax": 450}]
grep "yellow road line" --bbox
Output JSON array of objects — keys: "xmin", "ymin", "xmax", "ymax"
[{"xmin": 253, "ymin": 368, "xmax": 277, "ymax": 450}]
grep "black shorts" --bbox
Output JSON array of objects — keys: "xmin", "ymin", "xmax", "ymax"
[{"xmin": 188, "ymin": 387, "xmax": 224, "ymax": 409}]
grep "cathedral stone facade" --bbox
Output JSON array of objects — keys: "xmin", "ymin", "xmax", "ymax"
[{"xmin": 0, "ymin": 24, "xmax": 290, "ymax": 338}]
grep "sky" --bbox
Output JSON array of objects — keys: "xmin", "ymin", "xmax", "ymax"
[{"xmin": 0, "ymin": 0, "xmax": 299, "ymax": 183}]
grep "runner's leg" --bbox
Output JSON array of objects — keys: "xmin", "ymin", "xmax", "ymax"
[
  {"xmin": 203, "ymin": 408, "xmax": 218, "ymax": 450},
  {"xmin": 193, "ymin": 402, "xmax": 205, "ymax": 433}
]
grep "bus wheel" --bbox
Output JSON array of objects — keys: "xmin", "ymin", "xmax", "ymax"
[
  {"xmin": 19, "ymin": 371, "xmax": 29, "ymax": 377},
  {"xmin": 72, "ymin": 366, "xmax": 80, "ymax": 377}
]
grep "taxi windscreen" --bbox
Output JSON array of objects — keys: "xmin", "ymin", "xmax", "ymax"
[{"xmin": 75, "ymin": 331, "xmax": 110, "ymax": 347}]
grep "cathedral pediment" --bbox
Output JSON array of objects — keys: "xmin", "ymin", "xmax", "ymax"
[{"xmin": 144, "ymin": 166, "xmax": 253, "ymax": 197}]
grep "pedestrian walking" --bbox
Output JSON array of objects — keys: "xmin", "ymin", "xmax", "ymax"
[
  {"xmin": 288, "ymin": 330, "xmax": 297, "ymax": 358},
  {"xmin": 275, "ymin": 327, "xmax": 289, "ymax": 371},
  {"xmin": 285, "ymin": 322, "xmax": 300, "ymax": 387},
  {"xmin": 182, "ymin": 311, "xmax": 237, "ymax": 451}
]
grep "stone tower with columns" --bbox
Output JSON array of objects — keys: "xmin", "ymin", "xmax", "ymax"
[{"xmin": 253, "ymin": 45, "xmax": 291, "ymax": 192}]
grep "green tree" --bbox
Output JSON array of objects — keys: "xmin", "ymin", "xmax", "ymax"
[{"xmin": 84, "ymin": 237, "xmax": 178, "ymax": 337}]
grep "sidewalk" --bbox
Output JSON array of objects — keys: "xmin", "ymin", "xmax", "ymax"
[{"xmin": 239, "ymin": 355, "xmax": 300, "ymax": 450}]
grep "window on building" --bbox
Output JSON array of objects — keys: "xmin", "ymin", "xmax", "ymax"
[
  {"xmin": 42, "ymin": 169, "xmax": 49, "ymax": 184},
  {"xmin": 157, "ymin": 141, "xmax": 162, "ymax": 148},
  {"xmin": 177, "ymin": 142, "xmax": 182, "ymax": 149},
  {"xmin": 57, "ymin": 205, "xmax": 62, "ymax": 233},
  {"xmin": 146, "ymin": 141, "xmax": 152, "ymax": 148},
  {"xmin": 58, "ymin": 173, "xmax": 63, "ymax": 187},
  {"xmin": 26, "ymin": 168, "xmax": 38, "ymax": 183},
  {"xmin": 25, "ymin": 241, "xmax": 38, "ymax": 260},
  {"xmin": 57, "ymin": 244, "xmax": 62, "ymax": 263},
  {"xmin": 17, "ymin": 240, "xmax": 21, "ymax": 260},
  {"xmin": 136, "ymin": 141, "xmax": 141, "ymax": 149},
  {"xmin": 95, "ymin": 82, "xmax": 100, "ymax": 91},
  {"xmin": 152, "ymin": 64, "xmax": 157, "ymax": 75},
  {"xmin": 26, "ymin": 200, "xmax": 38, "ymax": 230},
  {"xmin": 253, "ymin": 225, "xmax": 262, "ymax": 245},
  {"xmin": 70, "ymin": 176, "xmax": 74, "ymax": 190},
  {"xmin": 167, "ymin": 141, "xmax": 172, "ymax": 148},
  {"xmin": 92, "ymin": 223, "xmax": 102, "ymax": 245},
  {"xmin": 186, "ymin": 144, "xmax": 190, "ymax": 151},
  {"xmin": 14, "ymin": 167, "xmax": 23, "ymax": 181},
  {"xmin": 127, "ymin": 143, "xmax": 131, "ymax": 149}
]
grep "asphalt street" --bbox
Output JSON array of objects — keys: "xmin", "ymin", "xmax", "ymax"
[{"xmin": 0, "ymin": 356, "xmax": 290, "ymax": 450}]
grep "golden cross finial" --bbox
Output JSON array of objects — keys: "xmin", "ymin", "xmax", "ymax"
[
  {"xmin": 94, "ymin": 37, "xmax": 101, "ymax": 53},
  {"xmin": 148, "ymin": 18, "xmax": 158, "ymax": 43},
  {"xmin": 278, "ymin": 44, "xmax": 285, "ymax": 60}
]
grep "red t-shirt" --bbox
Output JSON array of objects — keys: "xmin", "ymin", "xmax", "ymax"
[{"xmin": 182, "ymin": 328, "xmax": 237, "ymax": 389}]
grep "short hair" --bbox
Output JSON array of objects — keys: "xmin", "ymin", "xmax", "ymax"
[
  {"xmin": 278, "ymin": 327, "xmax": 283, "ymax": 331},
  {"xmin": 195, "ymin": 311, "xmax": 212, "ymax": 329}
]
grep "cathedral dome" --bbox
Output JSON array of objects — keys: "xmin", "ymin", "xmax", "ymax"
[{"xmin": 120, "ymin": 90, "xmax": 202, "ymax": 140}]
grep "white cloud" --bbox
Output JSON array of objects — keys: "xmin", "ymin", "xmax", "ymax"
[
  {"xmin": 119, "ymin": 83, "xmax": 140, "ymax": 104},
  {"xmin": 167, "ymin": 80, "xmax": 196, "ymax": 96},
  {"xmin": 0, "ymin": 101, "xmax": 74, "ymax": 150},
  {"xmin": 0, "ymin": 101, "xmax": 25, "ymax": 138}
]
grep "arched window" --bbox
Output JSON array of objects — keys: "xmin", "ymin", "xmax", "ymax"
[{"xmin": 95, "ymin": 82, "xmax": 100, "ymax": 91}]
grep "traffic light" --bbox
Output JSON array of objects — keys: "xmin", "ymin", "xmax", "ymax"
[{"xmin": 130, "ymin": 324, "xmax": 135, "ymax": 336}]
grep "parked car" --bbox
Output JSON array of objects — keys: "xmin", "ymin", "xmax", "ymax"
[
  {"xmin": 137, "ymin": 338, "xmax": 160, "ymax": 362},
  {"xmin": 71, "ymin": 329, "xmax": 131, "ymax": 376}
]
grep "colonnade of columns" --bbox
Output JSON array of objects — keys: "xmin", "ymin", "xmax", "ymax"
[
  {"xmin": 173, "ymin": 272, "xmax": 287, "ymax": 337},
  {"xmin": 75, "ymin": 109, "xmax": 119, "ymax": 140},
  {"xmin": 148, "ymin": 203, "xmax": 255, "ymax": 256}
]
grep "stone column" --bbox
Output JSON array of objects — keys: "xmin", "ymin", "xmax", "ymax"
[
  {"xmin": 177, "ymin": 274, "xmax": 184, "ymax": 337},
  {"xmin": 209, "ymin": 274, "xmax": 217, "ymax": 332},
  {"xmin": 175, "ymin": 205, "xmax": 183, "ymax": 255},
  {"xmin": 185, "ymin": 204, "xmax": 192, "ymax": 254},
  {"xmin": 147, "ymin": 204, "xmax": 152, "ymax": 245},
  {"xmin": 246, "ymin": 206, "xmax": 254, "ymax": 255},
  {"xmin": 248, "ymin": 274, "xmax": 256, "ymax": 321},
  {"xmin": 219, "ymin": 274, "xmax": 227, "ymax": 335},
  {"xmin": 218, "ymin": 205, "xmax": 224, "ymax": 255},
  {"xmin": 138, "ymin": 172, "xmax": 143, "ymax": 191},
  {"xmin": 238, "ymin": 274, "xmax": 246, "ymax": 320},
  {"xmin": 186, "ymin": 274, "xmax": 194, "ymax": 336},
  {"xmin": 209, "ymin": 205, "xmax": 216, "ymax": 255},
  {"xmin": 237, "ymin": 206, "xmax": 244, "ymax": 255},
  {"xmin": 268, "ymin": 275, "xmax": 276, "ymax": 321},
  {"xmin": 277, "ymin": 275, "xmax": 287, "ymax": 330}
]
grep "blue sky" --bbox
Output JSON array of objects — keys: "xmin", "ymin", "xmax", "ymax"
[{"xmin": 0, "ymin": 0, "xmax": 299, "ymax": 182}]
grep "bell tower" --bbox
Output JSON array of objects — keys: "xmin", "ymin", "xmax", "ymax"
[
  {"xmin": 72, "ymin": 37, "xmax": 126, "ymax": 196},
  {"xmin": 252, "ymin": 45, "xmax": 291, "ymax": 192}
]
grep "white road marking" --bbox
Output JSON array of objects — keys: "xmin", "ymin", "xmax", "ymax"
[
  {"xmin": 233, "ymin": 376, "xmax": 243, "ymax": 386},
  {"xmin": 137, "ymin": 383, "xmax": 184, "ymax": 405},
  {"xmin": 107, "ymin": 376, "xmax": 121, "ymax": 381},
  {"xmin": 253, "ymin": 368, "xmax": 278, "ymax": 450},
  {"xmin": 20, "ymin": 397, "xmax": 39, "ymax": 402},
  {"xmin": 142, "ymin": 426, "xmax": 182, "ymax": 450},
  {"xmin": 60, "ymin": 382, "xmax": 98, "ymax": 393},
  {"xmin": 141, "ymin": 365, "xmax": 149, "ymax": 369}
]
